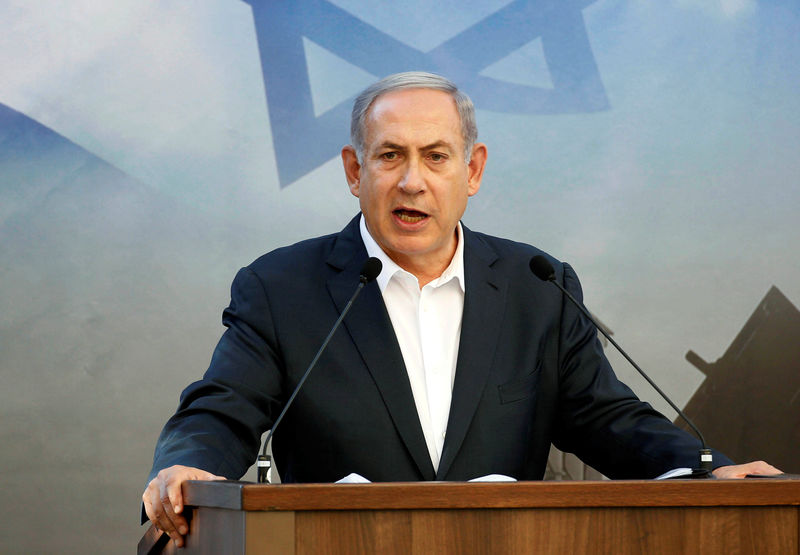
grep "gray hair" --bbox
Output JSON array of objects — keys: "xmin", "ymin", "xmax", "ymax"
[{"xmin": 350, "ymin": 71, "xmax": 478, "ymax": 163}]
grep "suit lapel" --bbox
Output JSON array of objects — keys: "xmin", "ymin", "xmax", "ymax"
[
  {"xmin": 436, "ymin": 227, "xmax": 507, "ymax": 479},
  {"xmin": 326, "ymin": 216, "xmax": 435, "ymax": 480}
]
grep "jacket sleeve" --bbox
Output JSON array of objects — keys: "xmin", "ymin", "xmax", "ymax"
[
  {"xmin": 550, "ymin": 262, "xmax": 733, "ymax": 478},
  {"xmin": 145, "ymin": 266, "xmax": 285, "ymax": 484}
]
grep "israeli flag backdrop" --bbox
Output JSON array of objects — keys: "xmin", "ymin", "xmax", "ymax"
[{"xmin": 1, "ymin": 1, "xmax": 798, "ymax": 551}]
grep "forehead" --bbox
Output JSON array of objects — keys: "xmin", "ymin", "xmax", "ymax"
[{"xmin": 363, "ymin": 88, "xmax": 462, "ymax": 147}]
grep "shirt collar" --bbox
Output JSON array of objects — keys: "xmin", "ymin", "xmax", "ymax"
[{"xmin": 359, "ymin": 214, "xmax": 465, "ymax": 293}]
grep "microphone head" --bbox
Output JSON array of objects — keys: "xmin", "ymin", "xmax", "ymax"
[
  {"xmin": 529, "ymin": 255, "xmax": 556, "ymax": 282},
  {"xmin": 359, "ymin": 257, "xmax": 382, "ymax": 283}
]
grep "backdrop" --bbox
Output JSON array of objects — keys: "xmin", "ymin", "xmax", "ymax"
[{"xmin": 1, "ymin": 1, "xmax": 798, "ymax": 552}]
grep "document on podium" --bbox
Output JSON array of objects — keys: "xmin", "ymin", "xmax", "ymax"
[{"xmin": 335, "ymin": 473, "xmax": 517, "ymax": 483}]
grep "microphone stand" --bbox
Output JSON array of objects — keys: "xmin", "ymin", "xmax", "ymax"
[
  {"xmin": 530, "ymin": 256, "xmax": 713, "ymax": 477},
  {"xmin": 257, "ymin": 258, "xmax": 382, "ymax": 483}
]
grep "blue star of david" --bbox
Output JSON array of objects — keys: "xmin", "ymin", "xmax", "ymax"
[{"xmin": 243, "ymin": 0, "xmax": 607, "ymax": 187}]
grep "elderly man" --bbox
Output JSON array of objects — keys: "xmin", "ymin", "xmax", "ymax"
[{"xmin": 143, "ymin": 72, "xmax": 779, "ymax": 547}]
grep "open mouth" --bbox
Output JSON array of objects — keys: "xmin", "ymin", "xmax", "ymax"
[{"xmin": 393, "ymin": 209, "xmax": 428, "ymax": 223}]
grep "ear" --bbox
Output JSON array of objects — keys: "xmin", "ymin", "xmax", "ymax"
[
  {"xmin": 341, "ymin": 145, "xmax": 362, "ymax": 197},
  {"xmin": 466, "ymin": 142, "xmax": 487, "ymax": 197}
]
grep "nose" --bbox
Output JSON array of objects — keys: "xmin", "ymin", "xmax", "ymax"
[{"xmin": 397, "ymin": 159, "xmax": 426, "ymax": 194}]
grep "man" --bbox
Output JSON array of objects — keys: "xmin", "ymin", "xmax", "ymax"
[{"xmin": 143, "ymin": 72, "xmax": 779, "ymax": 547}]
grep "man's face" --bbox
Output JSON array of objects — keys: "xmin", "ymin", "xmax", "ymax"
[{"xmin": 342, "ymin": 88, "xmax": 487, "ymax": 278}]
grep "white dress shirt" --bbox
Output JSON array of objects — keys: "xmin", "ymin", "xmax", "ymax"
[{"xmin": 360, "ymin": 216, "xmax": 465, "ymax": 471}]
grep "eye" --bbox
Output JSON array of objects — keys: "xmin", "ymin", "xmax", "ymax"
[
  {"xmin": 428, "ymin": 152, "xmax": 447, "ymax": 162},
  {"xmin": 380, "ymin": 151, "xmax": 398, "ymax": 160}
]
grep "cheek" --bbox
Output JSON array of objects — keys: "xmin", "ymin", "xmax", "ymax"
[
  {"xmin": 359, "ymin": 188, "xmax": 378, "ymax": 210},
  {"xmin": 357, "ymin": 186, "xmax": 388, "ymax": 223},
  {"xmin": 363, "ymin": 179, "xmax": 394, "ymax": 204},
  {"xmin": 443, "ymin": 186, "xmax": 469, "ymax": 210}
]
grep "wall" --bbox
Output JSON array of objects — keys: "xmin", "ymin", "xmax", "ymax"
[{"xmin": 1, "ymin": 1, "xmax": 798, "ymax": 552}]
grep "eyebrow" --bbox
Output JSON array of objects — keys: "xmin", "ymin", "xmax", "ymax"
[{"xmin": 376, "ymin": 140, "xmax": 455, "ymax": 152}]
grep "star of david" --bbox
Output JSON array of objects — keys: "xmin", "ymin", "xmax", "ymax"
[{"xmin": 243, "ymin": 0, "xmax": 607, "ymax": 187}]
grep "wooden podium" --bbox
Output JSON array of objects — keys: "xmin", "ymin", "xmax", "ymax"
[{"xmin": 139, "ymin": 479, "xmax": 800, "ymax": 554}]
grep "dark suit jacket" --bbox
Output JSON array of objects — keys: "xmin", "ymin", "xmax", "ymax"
[{"xmin": 148, "ymin": 215, "xmax": 732, "ymax": 484}]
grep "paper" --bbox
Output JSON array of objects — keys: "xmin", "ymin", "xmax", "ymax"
[
  {"xmin": 655, "ymin": 468, "xmax": 693, "ymax": 480},
  {"xmin": 468, "ymin": 474, "xmax": 517, "ymax": 482},
  {"xmin": 336, "ymin": 473, "xmax": 372, "ymax": 483}
]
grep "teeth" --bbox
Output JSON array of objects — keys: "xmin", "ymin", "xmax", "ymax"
[{"xmin": 396, "ymin": 211, "xmax": 426, "ymax": 223}]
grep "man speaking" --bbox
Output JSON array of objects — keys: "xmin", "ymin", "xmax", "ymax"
[{"xmin": 143, "ymin": 72, "xmax": 779, "ymax": 547}]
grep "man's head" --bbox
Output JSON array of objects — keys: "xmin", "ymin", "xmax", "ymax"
[
  {"xmin": 350, "ymin": 72, "xmax": 478, "ymax": 164},
  {"xmin": 342, "ymin": 72, "xmax": 487, "ymax": 284}
]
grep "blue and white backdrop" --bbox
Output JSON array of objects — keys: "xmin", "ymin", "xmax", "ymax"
[{"xmin": 1, "ymin": 1, "xmax": 798, "ymax": 552}]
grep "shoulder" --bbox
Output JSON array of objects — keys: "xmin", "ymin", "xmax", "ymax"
[
  {"xmin": 243, "ymin": 215, "xmax": 362, "ymax": 283},
  {"xmin": 463, "ymin": 226, "xmax": 567, "ymax": 280},
  {"xmin": 468, "ymin": 229, "xmax": 547, "ymax": 258},
  {"xmin": 247, "ymin": 232, "xmax": 339, "ymax": 279}
]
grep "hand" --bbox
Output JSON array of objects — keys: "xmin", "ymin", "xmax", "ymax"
[
  {"xmin": 142, "ymin": 465, "xmax": 225, "ymax": 548},
  {"xmin": 712, "ymin": 460, "xmax": 782, "ymax": 479}
]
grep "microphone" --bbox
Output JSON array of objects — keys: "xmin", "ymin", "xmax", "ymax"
[
  {"xmin": 529, "ymin": 255, "xmax": 714, "ymax": 477},
  {"xmin": 256, "ymin": 257, "xmax": 382, "ymax": 483}
]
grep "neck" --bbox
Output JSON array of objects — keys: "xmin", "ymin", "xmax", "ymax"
[{"xmin": 390, "ymin": 230, "xmax": 459, "ymax": 289}]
